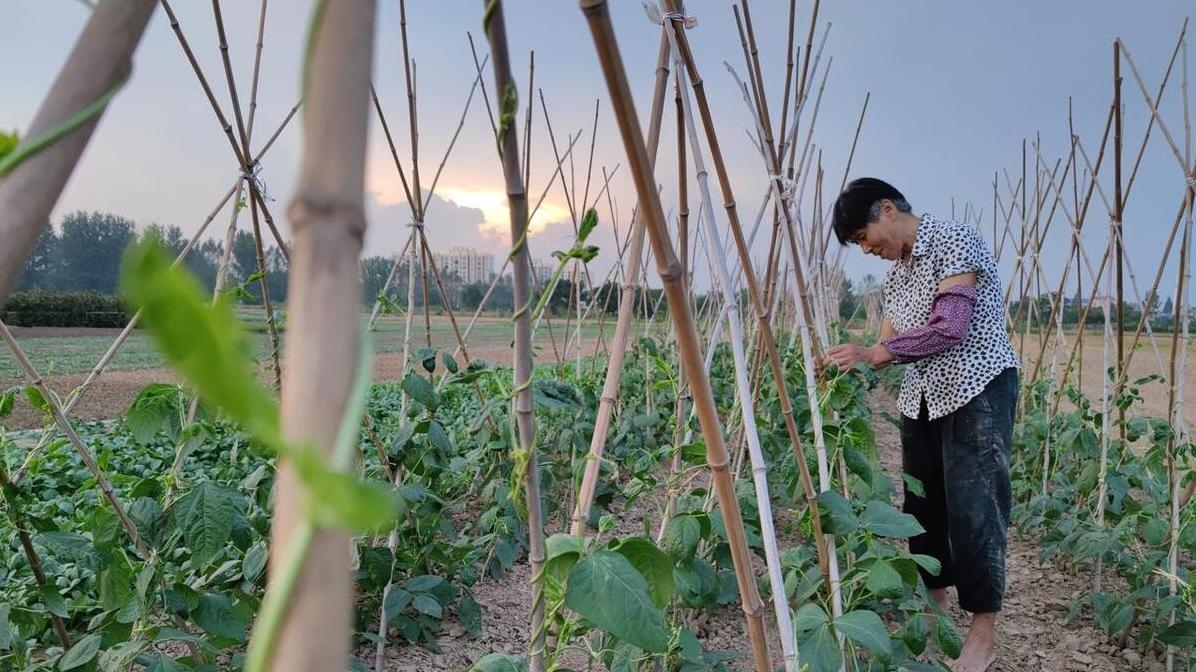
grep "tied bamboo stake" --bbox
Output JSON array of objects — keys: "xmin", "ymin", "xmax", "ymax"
[
  {"xmin": 578, "ymin": 2, "xmax": 772, "ymax": 670},
  {"xmin": 665, "ymin": 0, "xmax": 833, "ymax": 592},
  {"xmin": 0, "ymin": 320, "xmax": 150, "ymax": 560},
  {"xmin": 0, "ymin": 0, "xmax": 157, "ymax": 299},
  {"xmin": 571, "ymin": 30, "xmax": 670, "ymax": 536},
  {"xmin": 1165, "ymin": 38, "xmax": 1192, "ymax": 672},
  {"xmin": 672, "ymin": 36, "xmax": 799, "ymax": 669},
  {"xmin": 0, "ymin": 463, "xmax": 71, "ymax": 649},
  {"xmin": 265, "ymin": 3, "xmax": 375, "ymax": 670},
  {"xmin": 480, "ymin": 3, "xmax": 547, "ymax": 670}
]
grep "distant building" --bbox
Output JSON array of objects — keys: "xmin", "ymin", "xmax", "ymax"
[
  {"xmin": 434, "ymin": 246, "xmax": 495, "ymax": 285},
  {"xmin": 530, "ymin": 258, "xmax": 554, "ymax": 286}
]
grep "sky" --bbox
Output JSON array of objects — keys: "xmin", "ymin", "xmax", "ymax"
[{"xmin": 3, "ymin": 1, "xmax": 1194, "ymax": 302}]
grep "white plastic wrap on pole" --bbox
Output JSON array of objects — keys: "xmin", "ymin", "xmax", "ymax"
[{"xmin": 667, "ymin": 29, "xmax": 799, "ymax": 672}]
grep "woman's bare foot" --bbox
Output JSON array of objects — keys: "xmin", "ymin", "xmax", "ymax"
[{"xmin": 951, "ymin": 612, "xmax": 997, "ymax": 672}]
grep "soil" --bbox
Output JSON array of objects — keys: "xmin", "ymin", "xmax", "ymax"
[
  {"xmin": 367, "ymin": 389, "xmax": 1170, "ymax": 671},
  {"xmin": 1, "ymin": 339, "xmax": 606, "ymax": 431},
  {"xmin": 869, "ymin": 391, "xmax": 1167, "ymax": 672},
  {"xmin": 4, "ymin": 322, "xmax": 1180, "ymax": 669}
]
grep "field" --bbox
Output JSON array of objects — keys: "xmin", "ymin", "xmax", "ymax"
[
  {"xmin": 3, "ymin": 2, "xmax": 1194, "ymax": 672},
  {"xmin": 0, "ymin": 314, "xmax": 617, "ymax": 430},
  {"xmin": 8, "ymin": 321, "xmax": 1188, "ymax": 427},
  {"xmin": 2, "ymin": 304, "xmax": 1190, "ymax": 671}
]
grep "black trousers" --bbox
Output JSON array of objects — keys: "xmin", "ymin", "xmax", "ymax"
[{"xmin": 901, "ymin": 367, "xmax": 1018, "ymax": 614}]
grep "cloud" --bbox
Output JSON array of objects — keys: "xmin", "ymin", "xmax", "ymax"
[{"xmin": 362, "ymin": 177, "xmax": 576, "ymax": 264}]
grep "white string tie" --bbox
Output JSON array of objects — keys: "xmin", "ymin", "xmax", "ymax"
[
  {"xmin": 643, "ymin": 3, "xmax": 698, "ymax": 28},
  {"xmin": 239, "ymin": 162, "xmax": 273, "ymax": 202}
]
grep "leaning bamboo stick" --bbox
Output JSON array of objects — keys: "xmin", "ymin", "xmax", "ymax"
[
  {"xmin": 673, "ymin": 3, "xmax": 833, "ymax": 593},
  {"xmin": 571, "ymin": 31, "xmax": 670, "ymax": 536},
  {"xmin": 0, "ymin": 320, "xmax": 149, "ymax": 560},
  {"xmin": 0, "ymin": 463, "xmax": 71, "ymax": 649},
  {"xmin": 1165, "ymin": 40, "xmax": 1192, "ymax": 672},
  {"xmin": 0, "ymin": 0, "xmax": 156, "ymax": 299},
  {"xmin": 674, "ymin": 48, "xmax": 799, "ymax": 670},
  {"xmin": 578, "ymin": 3, "xmax": 772, "ymax": 669},
  {"xmin": 480, "ymin": 4, "xmax": 546, "ymax": 670},
  {"xmin": 264, "ymin": 3, "xmax": 375, "ymax": 670}
]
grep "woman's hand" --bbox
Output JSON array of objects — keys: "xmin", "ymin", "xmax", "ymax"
[{"xmin": 821, "ymin": 343, "xmax": 892, "ymax": 372}]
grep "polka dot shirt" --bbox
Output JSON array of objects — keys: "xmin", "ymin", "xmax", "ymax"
[{"xmin": 883, "ymin": 214, "xmax": 1019, "ymax": 420}]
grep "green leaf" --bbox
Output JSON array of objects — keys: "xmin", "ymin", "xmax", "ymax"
[
  {"xmin": 125, "ymin": 384, "xmax": 186, "ymax": 444},
  {"xmin": 145, "ymin": 655, "xmax": 191, "ymax": 672},
  {"xmin": 793, "ymin": 602, "xmax": 830, "ymax": 633},
  {"xmin": 1142, "ymin": 518, "xmax": 1168, "ymax": 546},
  {"xmin": 59, "ymin": 633, "xmax": 102, "ymax": 670},
  {"xmin": 405, "ymin": 575, "xmax": 445, "ymax": 592},
  {"xmin": 935, "ymin": 614, "xmax": 962, "ymax": 658},
  {"xmin": 414, "ymin": 347, "xmax": 437, "ymax": 374},
  {"xmin": 121, "ymin": 241, "xmax": 281, "ymax": 447},
  {"xmin": 901, "ymin": 472, "xmax": 925, "ymax": 498},
  {"xmin": 412, "ymin": 594, "xmax": 442, "ymax": 618},
  {"xmin": 816, "ymin": 490, "xmax": 858, "ymax": 535},
  {"xmin": 172, "ymin": 482, "xmax": 243, "ymax": 569},
  {"xmin": 902, "ymin": 613, "xmax": 930, "ymax": 655},
  {"xmin": 0, "ymin": 130, "xmax": 17, "ymax": 162},
  {"xmin": 1158, "ymin": 620, "xmax": 1196, "ymax": 646},
  {"xmin": 458, "ymin": 592, "xmax": 482, "ymax": 637},
  {"xmin": 909, "ymin": 553, "xmax": 942, "ymax": 577},
  {"xmin": 613, "ymin": 537, "xmax": 675, "ymax": 608},
  {"xmin": 859, "ymin": 500, "xmax": 924, "ymax": 538},
  {"xmin": 0, "ymin": 603, "xmax": 11, "ymax": 650},
  {"xmin": 865, "ymin": 559, "xmax": 904, "ymax": 599},
  {"xmin": 99, "ymin": 555, "xmax": 139, "ymax": 623},
  {"xmin": 0, "ymin": 390, "xmax": 14, "ymax": 418},
  {"xmin": 41, "ymin": 585, "xmax": 68, "ymax": 618},
  {"xmin": 470, "ymin": 654, "xmax": 526, "ymax": 672},
  {"xmin": 426, "ymin": 421, "xmax": 453, "ymax": 454},
  {"xmin": 578, "ymin": 208, "xmax": 599, "ymax": 243},
  {"xmin": 192, "ymin": 593, "xmax": 247, "ymax": 642},
  {"xmin": 544, "ymin": 533, "xmax": 582, "ymax": 583},
  {"xmin": 36, "ymin": 532, "xmax": 93, "ymax": 563},
  {"xmin": 297, "ymin": 455, "xmax": 403, "ymax": 532},
  {"xmin": 797, "ymin": 623, "xmax": 841, "ymax": 672},
  {"xmin": 242, "ymin": 541, "xmax": 268, "ymax": 583},
  {"xmin": 401, "ymin": 373, "xmax": 439, "ymax": 411},
  {"xmin": 384, "ymin": 588, "xmax": 412, "ymax": 623},
  {"xmin": 665, "ymin": 514, "xmax": 701, "ymax": 562},
  {"xmin": 99, "ymin": 639, "xmax": 146, "ymax": 671},
  {"xmin": 24, "ymin": 385, "xmax": 50, "ymax": 412},
  {"xmin": 835, "ymin": 609, "xmax": 890, "ymax": 656},
  {"xmin": 565, "ymin": 550, "xmax": 670, "ymax": 652}
]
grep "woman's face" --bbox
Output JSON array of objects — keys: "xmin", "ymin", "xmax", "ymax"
[{"xmin": 851, "ymin": 201, "xmax": 910, "ymax": 261}]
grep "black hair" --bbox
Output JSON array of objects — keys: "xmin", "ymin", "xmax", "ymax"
[{"xmin": 831, "ymin": 177, "xmax": 912, "ymax": 245}]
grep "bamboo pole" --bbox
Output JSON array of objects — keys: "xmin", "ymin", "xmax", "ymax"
[
  {"xmin": 0, "ymin": 464, "xmax": 71, "ymax": 649},
  {"xmin": 0, "ymin": 320, "xmax": 149, "ymax": 560},
  {"xmin": 571, "ymin": 31, "xmax": 670, "ymax": 536},
  {"xmin": 264, "ymin": 3, "xmax": 374, "ymax": 670},
  {"xmin": 0, "ymin": 0, "xmax": 156, "ymax": 299},
  {"xmin": 675, "ymin": 2, "xmax": 834, "ymax": 596},
  {"xmin": 244, "ymin": 0, "xmax": 269, "ymax": 142},
  {"xmin": 1165, "ymin": 39, "xmax": 1192, "ymax": 672},
  {"xmin": 1114, "ymin": 42, "xmax": 1127, "ymax": 442},
  {"xmin": 578, "ymin": 3, "xmax": 772, "ymax": 669},
  {"xmin": 674, "ymin": 45, "xmax": 799, "ymax": 669},
  {"xmin": 480, "ymin": 4, "xmax": 546, "ymax": 669}
]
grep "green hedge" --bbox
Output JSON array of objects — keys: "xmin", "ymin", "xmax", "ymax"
[{"xmin": 2, "ymin": 290, "xmax": 130, "ymax": 328}]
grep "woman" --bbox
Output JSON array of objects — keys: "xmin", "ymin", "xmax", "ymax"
[{"xmin": 822, "ymin": 178, "xmax": 1019, "ymax": 672}]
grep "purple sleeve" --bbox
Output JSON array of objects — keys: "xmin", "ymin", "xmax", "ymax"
[{"xmin": 881, "ymin": 285, "xmax": 976, "ymax": 363}]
